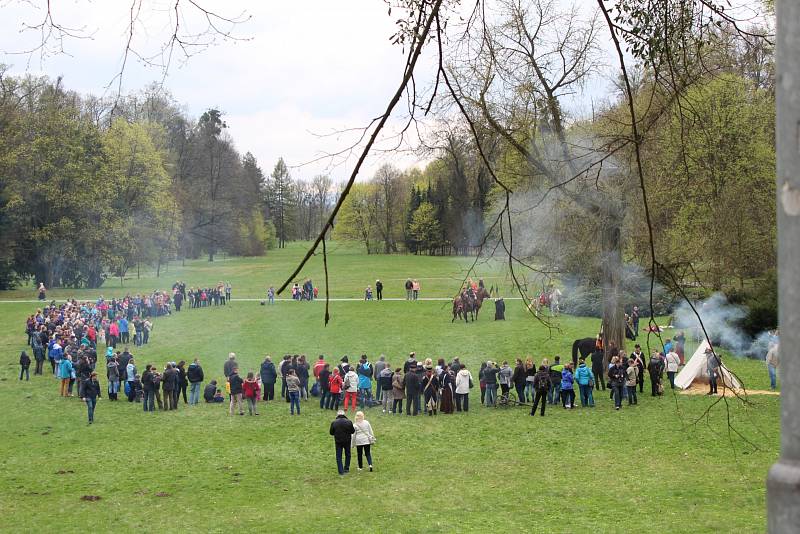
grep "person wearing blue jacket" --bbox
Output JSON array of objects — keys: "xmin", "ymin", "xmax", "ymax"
[
  {"xmin": 560, "ymin": 363, "xmax": 575, "ymax": 409},
  {"xmin": 118, "ymin": 317, "xmax": 129, "ymax": 344},
  {"xmin": 357, "ymin": 357, "xmax": 373, "ymax": 409},
  {"xmin": 58, "ymin": 355, "xmax": 74, "ymax": 397},
  {"xmin": 574, "ymin": 358, "xmax": 595, "ymax": 407}
]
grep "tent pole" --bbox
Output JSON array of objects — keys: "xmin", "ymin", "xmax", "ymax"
[{"xmin": 767, "ymin": 1, "xmax": 800, "ymax": 531}]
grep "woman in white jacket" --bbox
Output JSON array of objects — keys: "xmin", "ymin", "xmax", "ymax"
[
  {"xmin": 352, "ymin": 411, "xmax": 376, "ymax": 471},
  {"xmin": 454, "ymin": 365, "xmax": 474, "ymax": 412}
]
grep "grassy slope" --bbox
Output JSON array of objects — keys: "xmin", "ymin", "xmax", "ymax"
[{"xmin": 0, "ymin": 244, "xmax": 778, "ymax": 533}]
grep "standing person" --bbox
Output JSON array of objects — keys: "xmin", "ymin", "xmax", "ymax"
[
  {"xmin": 454, "ymin": 364, "xmax": 473, "ymax": 412},
  {"xmin": 512, "ymin": 359, "xmax": 527, "ymax": 402},
  {"xmin": 530, "ymin": 365, "xmax": 552, "ymax": 416},
  {"xmin": 19, "ymin": 351, "xmax": 31, "ymax": 381},
  {"xmin": 176, "ymin": 360, "xmax": 189, "ymax": 404},
  {"xmin": 630, "ymin": 344, "xmax": 646, "ymax": 393},
  {"xmin": 329, "ymin": 368, "xmax": 343, "ymax": 411},
  {"xmin": 187, "ymin": 358, "xmax": 205, "ymax": 405},
  {"xmin": 223, "ymin": 353, "xmax": 238, "ymax": 379},
  {"xmin": 242, "ymin": 372, "xmax": 261, "ymax": 415},
  {"xmin": 378, "ymin": 364, "xmax": 393, "ymax": 413},
  {"xmin": 648, "ymin": 351, "xmax": 665, "ymax": 396},
  {"xmin": 285, "ymin": 369, "xmax": 302, "ymax": 415},
  {"xmin": 162, "ymin": 364, "xmax": 177, "ymax": 410},
  {"xmin": 352, "ymin": 411, "xmax": 376, "ymax": 471},
  {"xmin": 665, "ymin": 349, "xmax": 680, "ymax": 389},
  {"xmin": 106, "ymin": 357, "xmax": 120, "ymax": 401},
  {"xmin": 631, "ymin": 306, "xmax": 640, "ymax": 337},
  {"xmin": 125, "ymin": 358, "xmax": 137, "ymax": 402},
  {"xmin": 766, "ymin": 343, "xmax": 779, "ymax": 390},
  {"xmin": 225, "ymin": 282, "xmax": 232, "ymax": 304},
  {"xmin": 574, "ymin": 358, "xmax": 595, "ymax": 408},
  {"xmin": 296, "ymin": 355, "xmax": 310, "ymax": 400},
  {"xmin": 403, "ymin": 364, "xmax": 422, "ymax": 415},
  {"xmin": 343, "ymin": 366, "xmax": 359, "ymax": 412},
  {"xmin": 524, "ymin": 358, "xmax": 536, "ymax": 403},
  {"xmin": 267, "ymin": 286, "xmax": 275, "ymax": 305},
  {"xmin": 412, "ymin": 279, "xmax": 420, "ymax": 300},
  {"xmin": 229, "ymin": 367, "xmax": 245, "ymax": 416},
  {"xmin": 391, "ymin": 368, "xmax": 405, "ymax": 414},
  {"xmin": 31, "ymin": 333, "xmax": 45, "ymax": 375},
  {"xmin": 404, "ymin": 279, "xmax": 413, "ymax": 300},
  {"xmin": 373, "ymin": 355, "xmax": 387, "ymax": 403},
  {"xmin": 626, "ymin": 359, "xmax": 639, "ymax": 405},
  {"xmin": 560, "ymin": 363, "xmax": 576, "ymax": 409},
  {"xmin": 608, "ymin": 357, "xmax": 626, "ymax": 410},
  {"xmin": 330, "ymin": 410, "xmax": 355, "ymax": 475},
  {"xmin": 483, "ymin": 361, "xmax": 499, "ymax": 407},
  {"xmin": 142, "ymin": 365, "xmax": 156, "ymax": 412},
  {"xmin": 37, "ymin": 282, "xmax": 46, "ymax": 301},
  {"xmin": 439, "ymin": 365, "xmax": 455, "ymax": 414},
  {"xmin": 79, "ymin": 371, "xmax": 101, "ymax": 424},
  {"xmin": 319, "ymin": 363, "xmax": 332, "ymax": 409},
  {"xmin": 706, "ymin": 347, "xmax": 721, "ymax": 395},
  {"xmin": 422, "ymin": 367, "xmax": 440, "ymax": 416},
  {"xmin": 260, "ymin": 356, "xmax": 277, "ymax": 401},
  {"xmin": 548, "ymin": 357, "xmax": 564, "ymax": 405},
  {"xmin": 375, "ymin": 279, "xmax": 383, "ymax": 301},
  {"xmin": 479, "ymin": 362, "xmax": 487, "ymax": 405},
  {"xmin": 356, "ymin": 356, "xmax": 373, "ymax": 409}
]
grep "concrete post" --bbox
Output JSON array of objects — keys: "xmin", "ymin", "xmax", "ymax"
[{"xmin": 767, "ymin": 1, "xmax": 800, "ymax": 531}]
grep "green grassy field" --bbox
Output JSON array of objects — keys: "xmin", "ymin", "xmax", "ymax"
[{"xmin": 0, "ymin": 244, "xmax": 779, "ymax": 533}]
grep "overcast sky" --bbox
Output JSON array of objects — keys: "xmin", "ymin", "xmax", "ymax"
[{"xmin": 0, "ymin": 0, "xmax": 442, "ymax": 182}]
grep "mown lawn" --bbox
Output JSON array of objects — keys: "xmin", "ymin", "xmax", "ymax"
[{"xmin": 0, "ymin": 245, "xmax": 778, "ymax": 533}]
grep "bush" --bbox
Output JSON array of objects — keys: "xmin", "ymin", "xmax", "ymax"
[{"xmin": 737, "ymin": 269, "xmax": 778, "ymax": 338}]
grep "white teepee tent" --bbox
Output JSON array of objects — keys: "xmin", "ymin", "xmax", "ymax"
[{"xmin": 674, "ymin": 339, "xmax": 742, "ymax": 390}]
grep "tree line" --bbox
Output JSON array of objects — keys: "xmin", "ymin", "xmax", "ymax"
[{"xmin": 0, "ymin": 70, "xmax": 334, "ymax": 289}]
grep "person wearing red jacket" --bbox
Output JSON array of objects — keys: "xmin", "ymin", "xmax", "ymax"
[
  {"xmin": 328, "ymin": 368, "xmax": 343, "ymax": 411},
  {"xmin": 242, "ymin": 372, "xmax": 261, "ymax": 416},
  {"xmin": 313, "ymin": 355, "xmax": 326, "ymax": 379}
]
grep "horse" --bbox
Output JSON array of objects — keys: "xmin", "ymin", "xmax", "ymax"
[
  {"xmin": 571, "ymin": 337, "xmax": 596, "ymax": 369},
  {"xmin": 472, "ymin": 287, "xmax": 490, "ymax": 320},
  {"xmin": 451, "ymin": 295, "xmax": 468, "ymax": 323}
]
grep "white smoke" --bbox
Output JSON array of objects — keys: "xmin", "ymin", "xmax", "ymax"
[{"xmin": 673, "ymin": 292, "xmax": 774, "ymax": 358}]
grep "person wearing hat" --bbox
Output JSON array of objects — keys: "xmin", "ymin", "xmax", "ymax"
[
  {"xmin": 706, "ymin": 347, "xmax": 721, "ymax": 395},
  {"xmin": 329, "ymin": 409, "xmax": 355, "ymax": 475},
  {"xmin": 80, "ymin": 371, "xmax": 101, "ymax": 424}
]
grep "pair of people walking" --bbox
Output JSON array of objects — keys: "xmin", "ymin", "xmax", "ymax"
[{"xmin": 329, "ymin": 410, "xmax": 376, "ymax": 475}]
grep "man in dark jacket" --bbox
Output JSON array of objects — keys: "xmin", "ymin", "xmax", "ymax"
[
  {"xmin": 260, "ymin": 356, "xmax": 277, "ymax": 401},
  {"xmin": 162, "ymin": 364, "xmax": 178, "ymax": 410},
  {"xmin": 187, "ymin": 358, "xmax": 204, "ymax": 405},
  {"xmin": 203, "ymin": 380, "xmax": 218, "ymax": 403},
  {"xmin": 329, "ymin": 410, "xmax": 355, "ymax": 475},
  {"xmin": 590, "ymin": 350, "xmax": 605, "ymax": 390},
  {"xmin": 494, "ymin": 298, "xmax": 505, "ymax": 320},
  {"xmin": 375, "ymin": 279, "xmax": 383, "ymax": 301},
  {"xmin": 530, "ymin": 366, "xmax": 552, "ymax": 416},
  {"xmin": 648, "ymin": 353, "xmax": 665, "ymax": 397},
  {"xmin": 229, "ymin": 368, "xmax": 244, "ymax": 415},
  {"xmin": 404, "ymin": 364, "xmax": 422, "ymax": 416},
  {"xmin": 142, "ymin": 365, "xmax": 156, "ymax": 412},
  {"xmin": 79, "ymin": 371, "xmax": 101, "ymax": 424},
  {"xmin": 19, "ymin": 351, "xmax": 31, "ymax": 381}
]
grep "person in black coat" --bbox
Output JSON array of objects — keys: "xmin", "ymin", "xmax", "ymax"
[
  {"xmin": 403, "ymin": 364, "xmax": 422, "ymax": 416},
  {"xmin": 79, "ymin": 372, "xmax": 101, "ymax": 424},
  {"xmin": 260, "ymin": 356, "xmax": 277, "ymax": 401},
  {"xmin": 142, "ymin": 366, "xmax": 156, "ymax": 412},
  {"xmin": 329, "ymin": 410, "xmax": 355, "ymax": 475},
  {"xmin": 162, "ymin": 364, "xmax": 178, "ymax": 410},
  {"xmin": 375, "ymin": 280, "xmax": 383, "ymax": 301},
  {"xmin": 494, "ymin": 298, "xmax": 505, "ymax": 320},
  {"xmin": 590, "ymin": 350, "xmax": 605, "ymax": 391},
  {"xmin": 19, "ymin": 351, "xmax": 31, "ymax": 381},
  {"xmin": 176, "ymin": 361, "xmax": 188, "ymax": 404},
  {"xmin": 204, "ymin": 380, "xmax": 218, "ymax": 403},
  {"xmin": 530, "ymin": 366, "xmax": 552, "ymax": 416},
  {"xmin": 187, "ymin": 359, "xmax": 204, "ymax": 405}
]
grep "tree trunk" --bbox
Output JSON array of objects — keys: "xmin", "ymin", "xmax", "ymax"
[{"xmin": 601, "ymin": 221, "xmax": 625, "ymax": 368}]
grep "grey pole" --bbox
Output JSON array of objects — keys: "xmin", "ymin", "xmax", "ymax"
[{"xmin": 767, "ymin": 1, "xmax": 800, "ymax": 531}]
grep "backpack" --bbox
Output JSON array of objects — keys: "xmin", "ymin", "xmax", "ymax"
[{"xmin": 343, "ymin": 376, "xmax": 351, "ymax": 390}]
